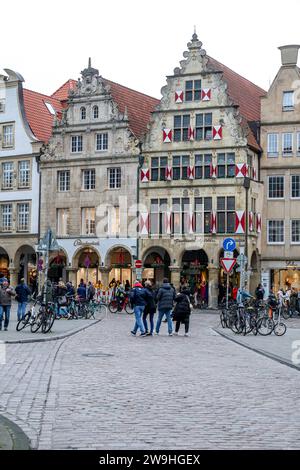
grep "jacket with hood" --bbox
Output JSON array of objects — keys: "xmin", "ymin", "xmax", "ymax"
[
  {"xmin": 144, "ymin": 286, "xmax": 157, "ymax": 314},
  {"xmin": 156, "ymin": 283, "xmax": 176, "ymax": 311},
  {"xmin": 130, "ymin": 282, "xmax": 149, "ymax": 307},
  {"xmin": 0, "ymin": 285, "xmax": 15, "ymax": 306},
  {"xmin": 172, "ymin": 289, "xmax": 191, "ymax": 321}
]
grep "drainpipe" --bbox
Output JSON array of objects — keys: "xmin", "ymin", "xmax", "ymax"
[{"xmin": 136, "ymin": 143, "xmax": 144, "ymax": 261}]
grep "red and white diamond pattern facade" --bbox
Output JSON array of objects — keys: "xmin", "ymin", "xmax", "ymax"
[
  {"xmin": 140, "ymin": 168, "xmax": 149, "ymax": 183},
  {"xmin": 163, "ymin": 129, "xmax": 172, "ymax": 143},
  {"xmin": 140, "ymin": 213, "xmax": 149, "ymax": 236},
  {"xmin": 235, "ymin": 211, "xmax": 246, "ymax": 234},
  {"xmin": 175, "ymin": 90, "xmax": 183, "ymax": 103}
]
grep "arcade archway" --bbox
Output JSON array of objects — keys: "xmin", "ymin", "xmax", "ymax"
[
  {"xmin": 143, "ymin": 248, "xmax": 171, "ymax": 286},
  {"xmin": 0, "ymin": 247, "xmax": 9, "ymax": 280},
  {"xmin": 106, "ymin": 247, "xmax": 132, "ymax": 285},
  {"xmin": 181, "ymin": 249, "xmax": 209, "ymax": 302}
]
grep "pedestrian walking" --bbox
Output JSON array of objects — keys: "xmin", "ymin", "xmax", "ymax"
[
  {"xmin": 255, "ymin": 283, "xmax": 265, "ymax": 301},
  {"xmin": 143, "ymin": 280, "xmax": 156, "ymax": 336},
  {"xmin": 15, "ymin": 278, "xmax": 31, "ymax": 321},
  {"xmin": 173, "ymin": 287, "xmax": 192, "ymax": 336},
  {"xmin": 129, "ymin": 281, "xmax": 148, "ymax": 336},
  {"xmin": 0, "ymin": 280, "xmax": 16, "ymax": 331},
  {"xmin": 87, "ymin": 281, "xmax": 96, "ymax": 301},
  {"xmin": 155, "ymin": 278, "xmax": 176, "ymax": 336}
]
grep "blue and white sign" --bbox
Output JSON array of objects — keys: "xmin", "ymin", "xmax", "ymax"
[{"xmin": 223, "ymin": 238, "xmax": 236, "ymax": 252}]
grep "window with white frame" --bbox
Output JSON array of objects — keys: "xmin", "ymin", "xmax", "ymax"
[
  {"xmin": 268, "ymin": 176, "xmax": 284, "ymax": 198},
  {"xmin": 185, "ymin": 80, "xmax": 202, "ymax": 101},
  {"xmin": 108, "ymin": 206, "xmax": 120, "ymax": 236},
  {"xmin": 149, "ymin": 198, "xmax": 168, "ymax": 236},
  {"xmin": 81, "ymin": 207, "xmax": 95, "ymax": 235},
  {"xmin": 1, "ymin": 204, "xmax": 12, "ymax": 232},
  {"xmin": 2, "ymin": 162, "xmax": 13, "ymax": 189},
  {"xmin": 173, "ymin": 115, "xmax": 190, "ymax": 142},
  {"xmin": 297, "ymin": 133, "xmax": 300, "ymax": 155},
  {"xmin": 291, "ymin": 220, "xmax": 300, "ymax": 243},
  {"xmin": 108, "ymin": 168, "xmax": 121, "ymax": 189},
  {"xmin": 80, "ymin": 107, "xmax": 86, "ymax": 120},
  {"xmin": 195, "ymin": 113, "xmax": 212, "ymax": 141},
  {"xmin": 151, "ymin": 157, "xmax": 168, "ymax": 181},
  {"xmin": 268, "ymin": 220, "xmax": 284, "ymax": 244},
  {"xmin": 96, "ymin": 133, "xmax": 108, "ymax": 151},
  {"xmin": 282, "ymin": 133, "xmax": 293, "ymax": 156},
  {"xmin": 172, "ymin": 155, "xmax": 190, "ymax": 180},
  {"xmin": 2, "ymin": 124, "xmax": 14, "ymax": 148},
  {"xmin": 291, "ymin": 175, "xmax": 300, "ymax": 198},
  {"xmin": 18, "ymin": 161, "xmax": 30, "ymax": 188},
  {"xmin": 57, "ymin": 170, "xmax": 70, "ymax": 192},
  {"xmin": 17, "ymin": 203, "xmax": 29, "ymax": 231},
  {"xmin": 283, "ymin": 91, "xmax": 294, "ymax": 110},
  {"xmin": 93, "ymin": 105, "xmax": 99, "ymax": 119},
  {"xmin": 71, "ymin": 135, "xmax": 83, "ymax": 153},
  {"xmin": 82, "ymin": 169, "xmax": 95, "ymax": 190},
  {"xmin": 195, "ymin": 154, "xmax": 212, "ymax": 179},
  {"xmin": 194, "ymin": 197, "xmax": 211, "ymax": 234},
  {"xmin": 217, "ymin": 196, "xmax": 235, "ymax": 234},
  {"xmin": 267, "ymin": 133, "xmax": 279, "ymax": 157},
  {"xmin": 56, "ymin": 209, "xmax": 69, "ymax": 236},
  {"xmin": 217, "ymin": 153, "xmax": 236, "ymax": 178}
]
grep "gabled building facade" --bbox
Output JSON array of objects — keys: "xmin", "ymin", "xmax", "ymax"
[
  {"xmin": 39, "ymin": 61, "xmax": 158, "ymax": 288},
  {"xmin": 0, "ymin": 69, "xmax": 61, "ymax": 288},
  {"xmin": 261, "ymin": 45, "xmax": 300, "ymax": 293},
  {"xmin": 140, "ymin": 33, "xmax": 266, "ymax": 307}
]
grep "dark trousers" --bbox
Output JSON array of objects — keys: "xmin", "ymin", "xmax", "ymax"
[
  {"xmin": 143, "ymin": 311, "xmax": 155, "ymax": 334},
  {"xmin": 175, "ymin": 318, "xmax": 189, "ymax": 334}
]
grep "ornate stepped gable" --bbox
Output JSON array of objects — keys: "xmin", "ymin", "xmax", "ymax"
[{"xmin": 144, "ymin": 32, "xmax": 265, "ymax": 152}]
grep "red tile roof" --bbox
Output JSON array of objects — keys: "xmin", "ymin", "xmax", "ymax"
[
  {"xmin": 208, "ymin": 57, "xmax": 266, "ymax": 150},
  {"xmin": 23, "ymin": 89, "xmax": 63, "ymax": 143},
  {"xmin": 51, "ymin": 79, "xmax": 77, "ymax": 104}
]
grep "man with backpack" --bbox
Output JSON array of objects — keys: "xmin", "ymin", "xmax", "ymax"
[{"xmin": 155, "ymin": 278, "xmax": 176, "ymax": 336}]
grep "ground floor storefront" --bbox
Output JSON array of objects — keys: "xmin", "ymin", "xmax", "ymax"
[
  {"xmin": 261, "ymin": 260, "xmax": 300, "ymax": 295},
  {"xmin": 0, "ymin": 238, "xmax": 38, "ymax": 291}
]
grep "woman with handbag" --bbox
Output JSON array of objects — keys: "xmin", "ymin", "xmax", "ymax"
[{"xmin": 172, "ymin": 288, "xmax": 192, "ymax": 336}]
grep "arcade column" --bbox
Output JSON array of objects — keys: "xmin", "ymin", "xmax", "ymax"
[{"xmin": 208, "ymin": 264, "xmax": 219, "ymax": 309}]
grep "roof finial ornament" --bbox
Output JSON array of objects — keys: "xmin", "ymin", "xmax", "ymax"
[
  {"xmin": 187, "ymin": 27, "xmax": 204, "ymax": 53},
  {"xmin": 88, "ymin": 57, "xmax": 91, "ymax": 68},
  {"xmin": 192, "ymin": 25, "xmax": 198, "ymax": 41}
]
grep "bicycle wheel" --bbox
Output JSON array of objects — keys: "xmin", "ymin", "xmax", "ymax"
[
  {"xmin": 16, "ymin": 312, "xmax": 31, "ymax": 331},
  {"xmin": 108, "ymin": 301, "xmax": 118, "ymax": 313},
  {"xmin": 282, "ymin": 307, "xmax": 290, "ymax": 320},
  {"xmin": 257, "ymin": 317, "xmax": 274, "ymax": 336},
  {"xmin": 42, "ymin": 309, "xmax": 56, "ymax": 333},
  {"xmin": 125, "ymin": 303, "xmax": 134, "ymax": 314},
  {"xmin": 31, "ymin": 312, "xmax": 44, "ymax": 333},
  {"xmin": 274, "ymin": 321, "xmax": 287, "ymax": 336},
  {"xmin": 68, "ymin": 307, "xmax": 78, "ymax": 320}
]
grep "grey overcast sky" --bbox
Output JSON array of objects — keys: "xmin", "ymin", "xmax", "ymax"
[{"xmin": 1, "ymin": 0, "xmax": 300, "ymax": 98}]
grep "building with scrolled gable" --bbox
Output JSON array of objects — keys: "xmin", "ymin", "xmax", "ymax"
[{"xmin": 139, "ymin": 33, "xmax": 266, "ymax": 307}]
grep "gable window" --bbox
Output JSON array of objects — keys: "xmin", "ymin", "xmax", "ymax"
[
  {"xmin": 283, "ymin": 91, "xmax": 294, "ymax": 111},
  {"xmin": 268, "ymin": 176, "xmax": 284, "ymax": 199},
  {"xmin": 57, "ymin": 170, "xmax": 70, "ymax": 192},
  {"xmin": 268, "ymin": 220, "xmax": 284, "ymax": 244},
  {"xmin": 1, "ymin": 204, "xmax": 12, "ymax": 232},
  {"xmin": 172, "ymin": 155, "xmax": 190, "ymax": 180},
  {"xmin": 96, "ymin": 133, "xmax": 108, "ymax": 151},
  {"xmin": 93, "ymin": 105, "xmax": 99, "ymax": 119},
  {"xmin": 17, "ymin": 203, "xmax": 29, "ymax": 231},
  {"xmin": 151, "ymin": 157, "xmax": 167, "ymax": 181},
  {"xmin": 195, "ymin": 113, "xmax": 212, "ymax": 141},
  {"xmin": 71, "ymin": 135, "xmax": 83, "ymax": 153},
  {"xmin": 217, "ymin": 153, "xmax": 235, "ymax": 178},
  {"xmin": 80, "ymin": 107, "xmax": 86, "ymax": 120},
  {"xmin": 18, "ymin": 161, "xmax": 30, "ymax": 188},
  {"xmin": 185, "ymin": 80, "xmax": 201, "ymax": 101},
  {"xmin": 108, "ymin": 168, "xmax": 121, "ymax": 189},
  {"xmin": 2, "ymin": 124, "xmax": 14, "ymax": 148},
  {"xmin": 173, "ymin": 115, "xmax": 190, "ymax": 142},
  {"xmin": 2, "ymin": 162, "xmax": 13, "ymax": 189},
  {"xmin": 291, "ymin": 175, "xmax": 300, "ymax": 198},
  {"xmin": 267, "ymin": 133, "xmax": 279, "ymax": 157},
  {"xmin": 81, "ymin": 208, "xmax": 95, "ymax": 235},
  {"xmin": 282, "ymin": 133, "xmax": 293, "ymax": 156},
  {"xmin": 82, "ymin": 169, "xmax": 95, "ymax": 190}
]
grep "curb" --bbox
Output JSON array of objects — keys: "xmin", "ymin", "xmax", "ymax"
[
  {"xmin": 213, "ymin": 327, "xmax": 300, "ymax": 372},
  {"xmin": 0, "ymin": 415, "xmax": 31, "ymax": 450},
  {"xmin": 2, "ymin": 317, "xmax": 103, "ymax": 345}
]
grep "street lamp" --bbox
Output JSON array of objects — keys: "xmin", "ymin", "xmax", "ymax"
[{"xmin": 243, "ymin": 176, "xmax": 250, "ymax": 271}]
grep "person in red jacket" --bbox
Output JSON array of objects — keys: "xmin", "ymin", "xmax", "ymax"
[{"xmin": 232, "ymin": 285, "xmax": 238, "ymax": 301}]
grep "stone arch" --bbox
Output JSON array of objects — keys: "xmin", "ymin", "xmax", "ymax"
[
  {"xmin": 180, "ymin": 249, "xmax": 209, "ymax": 305},
  {"xmin": 104, "ymin": 245, "xmax": 133, "ymax": 267},
  {"xmin": 105, "ymin": 246, "xmax": 133, "ymax": 286},
  {"xmin": 14, "ymin": 244, "xmax": 37, "ymax": 286},
  {"xmin": 72, "ymin": 246, "xmax": 101, "ymax": 286},
  {"xmin": 0, "ymin": 246, "xmax": 10, "ymax": 281},
  {"xmin": 142, "ymin": 247, "xmax": 171, "ymax": 285},
  {"xmin": 72, "ymin": 246, "xmax": 101, "ymax": 268}
]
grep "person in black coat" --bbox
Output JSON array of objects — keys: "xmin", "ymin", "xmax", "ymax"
[
  {"xmin": 143, "ymin": 280, "xmax": 156, "ymax": 336},
  {"xmin": 172, "ymin": 288, "xmax": 192, "ymax": 336}
]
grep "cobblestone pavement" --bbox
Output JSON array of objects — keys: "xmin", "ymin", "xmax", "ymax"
[{"xmin": 0, "ymin": 312, "xmax": 300, "ymax": 450}]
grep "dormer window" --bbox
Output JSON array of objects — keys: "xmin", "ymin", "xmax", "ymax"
[
  {"xmin": 80, "ymin": 107, "xmax": 86, "ymax": 120},
  {"xmin": 283, "ymin": 91, "xmax": 294, "ymax": 111},
  {"xmin": 93, "ymin": 105, "xmax": 99, "ymax": 119}
]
